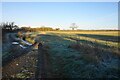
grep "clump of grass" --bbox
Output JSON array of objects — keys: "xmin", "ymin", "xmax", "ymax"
[
  {"xmin": 68, "ymin": 43, "xmax": 106, "ymax": 64},
  {"xmin": 25, "ymin": 38, "xmax": 35, "ymax": 44},
  {"xmin": 15, "ymin": 72, "xmax": 31, "ymax": 78},
  {"xmin": 17, "ymin": 31, "xmax": 23, "ymax": 38}
]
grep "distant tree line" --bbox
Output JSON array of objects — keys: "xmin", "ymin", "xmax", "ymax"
[
  {"xmin": 1, "ymin": 22, "xmax": 61, "ymax": 33},
  {"xmin": 21, "ymin": 27, "xmax": 60, "ymax": 32},
  {"xmin": 1, "ymin": 22, "xmax": 118, "ymax": 32}
]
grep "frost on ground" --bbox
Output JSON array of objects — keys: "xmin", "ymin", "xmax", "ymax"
[
  {"xmin": 2, "ymin": 50, "xmax": 38, "ymax": 78},
  {"xmin": 37, "ymin": 32, "xmax": 120, "ymax": 78},
  {"xmin": 2, "ymin": 31, "xmax": 120, "ymax": 78}
]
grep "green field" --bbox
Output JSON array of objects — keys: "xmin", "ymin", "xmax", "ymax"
[
  {"xmin": 24, "ymin": 30, "xmax": 120, "ymax": 78},
  {"xmin": 2, "ymin": 30, "xmax": 120, "ymax": 78}
]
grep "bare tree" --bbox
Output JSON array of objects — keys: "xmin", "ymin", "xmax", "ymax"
[
  {"xmin": 1, "ymin": 22, "xmax": 19, "ymax": 31},
  {"xmin": 70, "ymin": 23, "xmax": 78, "ymax": 30}
]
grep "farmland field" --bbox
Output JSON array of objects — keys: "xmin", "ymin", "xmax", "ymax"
[
  {"xmin": 2, "ymin": 2, "xmax": 119, "ymax": 79},
  {"xmin": 36, "ymin": 31, "xmax": 120, "ymax": 78},
  {"xmin": 2, "ymin": 30, "xmax": 120, "ymax": 78}
]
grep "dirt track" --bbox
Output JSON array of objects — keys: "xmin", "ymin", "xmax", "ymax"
[
  {"xmin": 2, "ymin": 33, "xmax": 39, "ymax": 78},
  {"xmin": 2, "ymin": 33, "xmax": 52, "ymax": 79},
  {"xmin": 2, "ymin": 50, "xmax": 38, "ymax": 78}
]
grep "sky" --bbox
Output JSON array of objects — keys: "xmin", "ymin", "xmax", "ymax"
[
  {"xmin": 2, "ymin": 2, "xmax": 118, "ymax": 30},
  {"xmin": 1, "ymin": 0, "xmax": 120, "ymax": 2}
]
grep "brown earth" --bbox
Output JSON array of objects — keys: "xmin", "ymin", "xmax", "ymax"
[{"xmin": 2, "ymin": 49, "xmax": 38, "ymax": 78}]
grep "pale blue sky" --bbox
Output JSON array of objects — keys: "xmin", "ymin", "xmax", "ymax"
[{"xmin": 2, "ymin": 2, "xmax": 118, "ymax": 30}]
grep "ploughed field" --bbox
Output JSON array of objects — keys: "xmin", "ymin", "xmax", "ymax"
[{"xmin": 2, "ymin": 30, "xmax": 120, "ymax": 78}]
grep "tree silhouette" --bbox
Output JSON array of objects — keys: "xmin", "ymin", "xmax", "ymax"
[
  {"xmin": 1, "ymin": 22, "xmax": 19, "ymax": 31},
  {"xmin": 70, "ymin": 23, "xmax": 78, "ymax": 30}
]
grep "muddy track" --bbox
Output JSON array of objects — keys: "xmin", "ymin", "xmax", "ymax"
[
  {"xmin": 2, "ymin": 33, "xmax": 37, "ymax": 66},
  {"xmin": 3, "ymin": 33, "xmax": 53, "ymax": 78},
  {"xmin": 2, "ymin": 33, "xmax": 39, "ymax": 78},
  {"xmin": 2, "ymin": 50, "xmax": 38, "ymax": 78}
]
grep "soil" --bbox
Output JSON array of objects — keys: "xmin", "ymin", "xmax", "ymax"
[{"xmin": 2, "ymin": 50, "xmax": 38, "ymax": 78}]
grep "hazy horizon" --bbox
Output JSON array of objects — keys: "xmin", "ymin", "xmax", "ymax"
[{"xmin": 2, "ymin": 2, "xmax": 118, "ymax": 30}]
